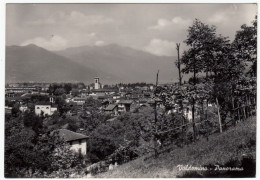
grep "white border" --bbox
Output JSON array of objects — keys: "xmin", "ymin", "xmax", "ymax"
[{"xmin": 0, "ymin": 1, "xmax": 259, "ymax": 180}]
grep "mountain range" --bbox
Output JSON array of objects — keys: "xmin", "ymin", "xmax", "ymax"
[{"xmin": 6, "ymin": 44, "xmax": 180, "ymax": 84}]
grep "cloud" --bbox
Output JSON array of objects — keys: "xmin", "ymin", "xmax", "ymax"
[
  {"xmin": 26, "ymin": 17, "xmax": 56, "ymax": 25},
  {"xmin": 144, "ymin": 38, "xmax": 177, "ymax": 56},
  {"xmin": 149, "ymin": 17, "xmax": 192, "ymax": 30},
  {"xmin": 21, "ymin": 35, "xmax": 68, "ymax": 51},
  {"xmin": 89, "ymin": 32, "xmax": 96, "ymax": 37},
  {"xmin": 26, "ymin": 11, "xmax": 115, "ymax": 27},
  {"xmin": 208, "ymin": 4, "xmax": 238, "ymax": 23},
  {"xmin": 67, "ymin": 11, "xmax": 114, "ymax": 26},
  {"xmin": 208, "ymin": 12, "xmax": 234, "ymax": 24},
  {"xmin": 95, "ymin": 40, "xmax": 105, "ymax": 46}
]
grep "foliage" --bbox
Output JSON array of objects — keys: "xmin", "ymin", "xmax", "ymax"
[
  {"xmin": 23, "ymin": 111, "xmax": 43, "ymax": 133},
  {"xmin": 5, "ymin": 115, "xmax": 85, "ymax": 178},
  {"xmin": 233, "ymin": 16, "xmax": 257, "ymax": 77}
]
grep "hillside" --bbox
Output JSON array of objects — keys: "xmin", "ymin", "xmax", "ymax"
[
  {"xmin": 55, "ymin": 44, "xmax": 180, "ymax": 84},
  {"xmin": 97, "ymin": 116, "xmax": 256, "ymax": 178},
  {"xmin": 5, "ymin": 44, "xmax": 117, "ymax": 83}
]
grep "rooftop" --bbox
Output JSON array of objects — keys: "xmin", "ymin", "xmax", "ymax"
[
  {"xmin": 92, "ymin": 88, "xmax": 116, "ymax": 92},
  {"xmin": 55, "ymin": 129, "xmax": 88, "ymax": 142},
  {"xmin": 118, "ymin": 100, "xmax": 133, "ymax": 104},
  {"xmin": 105, "ymin": 104, "xmax": 118, "ymax": 111}
]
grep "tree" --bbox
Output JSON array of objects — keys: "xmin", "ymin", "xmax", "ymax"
[
  {"xmin": 23, "ymin": 111, "xmax": 43, "ymax": 134},
  {"xmin": 64, "ymin": 83, "xmax": 73, "ymax": 94},
  {"xmin": 54, "ymin": 88, "xmax": 66, "ymax": 96},
  {"xmin": 11, "ymin": 102, "xmax": 20, "ymax": 117},
  {"xmin": 233, "ymin": 16, "xmax": 257, "ymax": 77},
  {"xmin": 184, "ymin": 19, "xmax": 217, "ymax": 77}
]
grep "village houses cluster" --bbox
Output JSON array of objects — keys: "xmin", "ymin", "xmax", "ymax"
[{"xmin": 5, "ymin": 77, "xmax": 209, "ymax": 155}]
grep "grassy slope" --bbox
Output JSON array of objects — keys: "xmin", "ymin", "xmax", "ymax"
[{"xmin": 97, "ymin": 116, "xmax": 256, "ymax": 178}]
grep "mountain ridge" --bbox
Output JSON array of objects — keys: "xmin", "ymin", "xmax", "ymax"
[
  {"xmin": 55, "ymin": 43, "xmax": 179, "ymax": 84},
  {"xmin": 6, "ymin": 44, "xmax": 180, "ymax": 84},
  {"xmin": 6, "ymin": 44, "xmax": 118, "ymax": 84}
]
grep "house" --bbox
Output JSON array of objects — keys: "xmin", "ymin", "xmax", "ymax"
[
  {"xmin": 112, "ymin": 93, "xmax": 121, "ymax": 100},
  {"xmin": 35, "ymin": 104, "xmax": 57, "ymax": 116},
  {"xmin": 5, "ymin": 86, "xmax": 40, "ymax": 94},
  {"xmin": 72, "ymin": 97, "xmax": 87, "ymax": 106},
  {"xmin": 183, "ymin": 107, "xmax": 192, "ymax": 122},
  {"xmin": 147, "ymin": 99, "xmax": 163, "ymax": 108},
  {"xmin": 55, "ymin": 129, "xmax": 88, "ymax": 156},
  {"xmin": 139, "ymin": 99, "xmax": 147, "ymax": 106},
  {"xmin": 117, "ymin": 100, "xmax": 133, "ymax": 113},
  {"xmin": 90, "ymin": 89, "xmax": 116, "ymax": 96},
  {"xmin": 5, "ymin": 92, "xmax": 15, "ymax": 97},
  {"xmin": 19, "ymin": 105, "xmax": 28, "ymax": 112},
  {"xmin": 5, "ymin": 106, "xmax": 12, "ymax": 114},
  {"xmin": 104, "ymin": 104, "xmax": 118, "ymax": 116},
  {"xmin": 183, "ymin": 106, "xmax": 201, "ymax": 122}
]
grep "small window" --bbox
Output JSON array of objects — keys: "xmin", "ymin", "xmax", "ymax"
[
  {"xmin": 78, "ymin": 148, "xmax": 82, "ymax": 155},
  {"xmin": 46, "ymin": 107, "xmax": 49, "ymax": 109},
  {"xmin": 37, "ymin": 107, "xmax": 40, "ymax": 109},
  {"xmin": 79, "ymin": 139, "xmax": 82, "ymax": 145}
]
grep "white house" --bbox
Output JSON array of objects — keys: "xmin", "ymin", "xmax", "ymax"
[
  {"xmin": 35, "ymin": 104, "xmax": 57, "ymax": 116},
  {"xmin": 72, "ymin": 97, "xmax": 87, "ymax": 106},
  {"xmin": 117, "ymin": 100, "xmax": 133, "ymax": 113},
  {"xmin": 56, "ymin": 129, "xmax": 88, "ymax": 156},
  {"xmin": 183, "ymin": 107, "xmax": 192, "ymax": 122},
  {"xmin": 19, "ymin": 105, "xmax": 28, "ymax": 112}
]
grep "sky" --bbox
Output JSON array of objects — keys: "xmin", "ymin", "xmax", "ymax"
[{"xmin": 6, "ymin": 3, "xmax": 257, "ymax": 56}]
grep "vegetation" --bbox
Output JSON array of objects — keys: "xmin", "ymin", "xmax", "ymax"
[
  {"xmin": 97, "ymin": 115, "xmax": 256, "ymax": 178},
  {"xmin": 5, "ymin": 112, "xmax": 85, "ymax": 177}
]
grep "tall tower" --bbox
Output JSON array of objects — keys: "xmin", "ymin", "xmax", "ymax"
[{"xmin": 94, "ymin": 77, "xmax": 100, "ymax": 89}]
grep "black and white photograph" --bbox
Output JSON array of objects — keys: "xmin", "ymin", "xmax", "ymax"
[{"xmin": 3, "ymin": 2, "xmax": 257, "ymax": 178}]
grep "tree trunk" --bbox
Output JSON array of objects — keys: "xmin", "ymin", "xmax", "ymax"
[
  {"xmin": 216, "ymin": 97, "xmax": 222, "ymax": 133},
  {"xmin": 176, "ymin": 43, "xmax": 182, "ymax": 86},
  {"xmin": 153, "ymin": 70, "xmax": 159, "ymax": 158},
  {"xmin": 205, "ymin": 99, "xmax": 208, "ymax": 121},
  {"xmin": 192, "ymin": 97, "xmax": 196, "ymax": 141},
  {"xmin": 238, "ymin": 108, "xmax": 241, "ymax": 122},
  {"xmin": 243, "ymin": 105, "xmax": 246, "ymax": 121},
  {"xmin": 232, "ymin": 97, "xmax": 236, "ymax": 126}
]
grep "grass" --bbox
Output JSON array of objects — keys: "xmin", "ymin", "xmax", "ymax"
[{"xmin": 96, "ymin": 116, "xmax": 256, "ymax": 178}]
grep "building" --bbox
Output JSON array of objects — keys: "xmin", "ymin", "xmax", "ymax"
[
  {"xmin": 94, "ymin": 77, "xmax": 102, "ymax": 90},
  {"xmin": 112, "ymin": 93, "xmax": 121, "ymax": 100},
  {"xmin": 19, "ymin": 105, "xmax": 28, "ymax": 112},
  {"xmin": 117, "ymin": 100, "xmax": 133, "ymax": 113},
  {"xmin": 5, "ymin": 106, "xmax": 12, "ymax": 114},
  {"xmin": 104, "ymin": 104, "xmax": 118, "ymax": 116},
  {"xmin": 183, "ymin": 107, "xmax": 192, "ymax": 122},
  {"xmin": 56, "ymin": 129, "xmax": 88, "ymax": 156},
  {"xmin": 90, "ymin": 88, "xmax": 116, "ymax": 96},
  {"xmin": 35, "ymin": 104, "xmax": 57, "ymax": 116},
  {"xmin": 5, "ymin": 86, "xmax": 40, "ymax": 94},
  {"xmin": 72, "ymin": 97, "xmax": 87, "ymax": 106}
]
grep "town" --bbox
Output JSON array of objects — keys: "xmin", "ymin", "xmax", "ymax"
[
  {"xmin": 4, "ymin": 3, "xmax": 257, "ymax": 179},
  {"xmin": 5, "ymin": 77, "xmax": 207, "ymax": 127}
]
